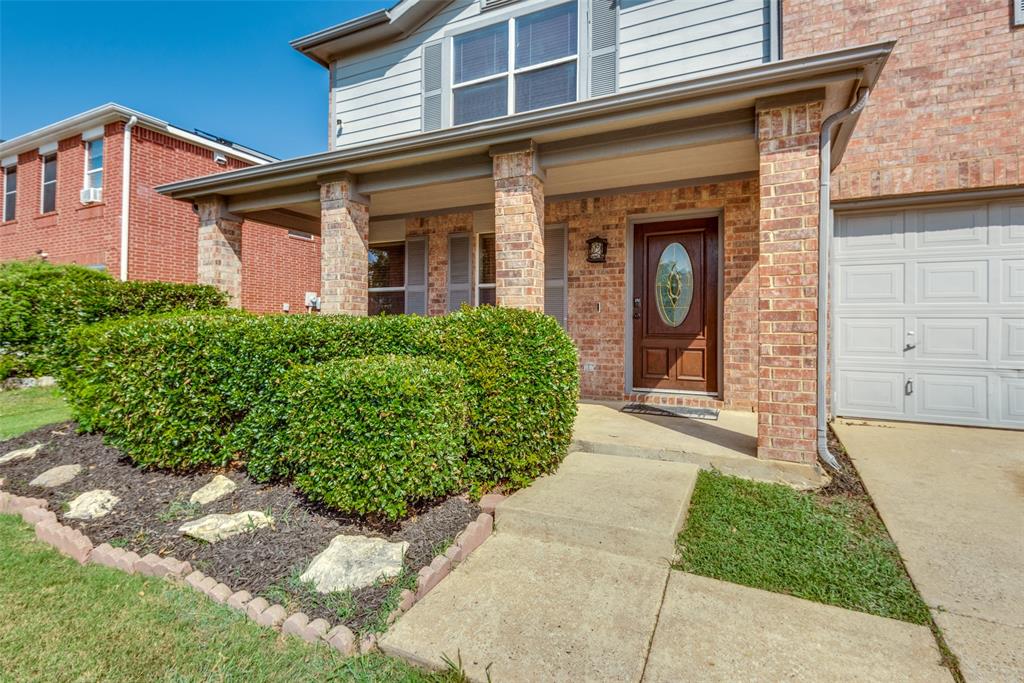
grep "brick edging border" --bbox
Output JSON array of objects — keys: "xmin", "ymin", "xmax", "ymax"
[{"xmin": 0, "ymin": 488, "xmax": 504, "ymax": 656}]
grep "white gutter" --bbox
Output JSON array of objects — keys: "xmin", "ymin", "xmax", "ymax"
[
  {"xmin": 119, "ymin": 115, "xmax": 138, "ymax": 282},
  {"xmin": 816, "ymin": 87, "xmax": 870, "ymax": 472}
]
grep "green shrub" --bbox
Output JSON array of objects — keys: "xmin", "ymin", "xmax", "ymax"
[
  {"xmin": 60, "ymin": 306, "xmax": 579, "ymax": 492},
  {"xmin": 244, "ymin": 355, "xmax": 467, "ymax": 520},
  {"xmin": 0, "ymin": 260, "xmax": 226, "ymax": 378}
]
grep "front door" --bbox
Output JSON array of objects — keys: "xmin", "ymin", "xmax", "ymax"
[{"xmin": 632, "ymin": 218, "xmax": 718, "ymax": 392}]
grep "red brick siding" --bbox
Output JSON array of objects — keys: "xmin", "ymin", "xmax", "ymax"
[
  {"xmin": 755, "ymin": 102, "xmax": 823, "ymax": 464},
  {"xmin": 405, "ymin": 212, "xmax": 475, "ymax": 317},
  {"xmin": 783, "ymin": 0, "xmax": 1024, "ymax": 200},
  {"xmin": 1, "ymin": 122, "xmax": 321, "ymax": 314}
]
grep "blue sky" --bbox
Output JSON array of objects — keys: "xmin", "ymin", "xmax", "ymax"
[{"xmin": 0, "ymin": 1, "xmax": 392, "ymax": 159}]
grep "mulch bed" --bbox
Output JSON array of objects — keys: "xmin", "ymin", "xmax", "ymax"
[{"xmin": 0, "ymin": 422, "xmax": 479, "ymax": 632}]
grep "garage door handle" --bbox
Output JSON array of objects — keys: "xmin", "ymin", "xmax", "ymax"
[
  {"xmin": 904, "ymin": 343, "xmax": 916, "ymax": 351},
  {"xmin": 905, "ymin": 379, "xmax": 914, "ymax": 396}
]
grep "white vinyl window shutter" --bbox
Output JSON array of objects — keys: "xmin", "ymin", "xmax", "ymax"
[
  {"xmin": 405, "ymin": 236, "xmax": 428, "ymax": 315},
  {"xmin": 422, "ymin": 41, "xmax": 444, "ymax": 131},
  {"xmin": 544, "ymin": 225, "xmax": 568, "ymax": 328},
  {"xmin": 447, "ymin": 232, "xmax": 472, "ymax": 312},
  {"xmin": 589, "ymin": 0, "xmax": 617, "ymax": 98}
]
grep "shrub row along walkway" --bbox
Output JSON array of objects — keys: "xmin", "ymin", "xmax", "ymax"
[{"xmin": 382, "ymin": 451, "xmax": 952, "ymax": 682}]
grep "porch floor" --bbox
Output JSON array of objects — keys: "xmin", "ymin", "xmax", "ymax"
[{"xmin": 573, "ymin": 401, "xmax": 827, "ymax": 490}]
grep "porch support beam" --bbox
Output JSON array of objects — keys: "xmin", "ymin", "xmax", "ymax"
[
  {"xmin": 755, "ymin": 98, "xmax": 824, "ymax": 465},
  {"xmin": 358, "ymin": 154, "xmax": 493, "ymax": 194},
  {"xmin": 196, "ymin": 196, "xmax": 243, "ymax": 308},
  {"xmin": 491, "ymin": 141, "xmax": 545, "ymax": 312},
  {"xmin": 319, "ymin": 174, "xmax": 369, "ymax": 315}
]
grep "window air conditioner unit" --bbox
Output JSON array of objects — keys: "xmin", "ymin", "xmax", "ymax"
[{"xmin": 80, "ymin": 187, "xmax": 103, "ymax": 204}]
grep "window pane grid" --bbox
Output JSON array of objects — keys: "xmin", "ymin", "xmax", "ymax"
[
  {"xmin": 451, "ymin": 2, "xmax": 577, "ymax": 126},
  {"xmin": 368, "ymin": 243, "xmax": 406, "ymax": 316},
  {"xmin": 41, "ymin": 155, "xmax": 57, "ymax": 213},
  {"xmin": 85, "ymin": 140, "xmax": 103, "ymax": 190},
  {"xmin": 3, "ymin": 167, "xmax": 15, "ymax": 222}
]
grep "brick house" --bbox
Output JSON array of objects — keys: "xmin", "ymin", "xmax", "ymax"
[
  {"xmin": 0, "ymin": 104, "xmax": 321, "ymax": 313},
  {"xmin": 158, "ymin": 0, "xmax": 1024, "ymax": 465}
]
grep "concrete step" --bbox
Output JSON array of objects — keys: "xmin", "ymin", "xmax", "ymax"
[{"xmin": 495, "ymin": 451, "xmax": 699, "ymax": 563}]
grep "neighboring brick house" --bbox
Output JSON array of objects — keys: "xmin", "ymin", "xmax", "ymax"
[
  {"xmin": 0, "ymin": 104, "xmax": 321, "ymax": 313},
  {"xmin": 158, "ymin": 0, "xmax": 1023, "ymax": 466}
]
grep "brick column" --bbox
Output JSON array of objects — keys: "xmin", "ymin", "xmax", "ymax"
[
  {"xmin": 756, "ymin": 100, "xmax": 823, "ymax": 464},
  {"xmin": 196, "ymin": 196, "xmax": 242, "ymax": 308},
  {"xmin": 319, "ymin": 175, "xmax": 369, "ymax": 315},
  {"xmin": 491, "ymin": 142, "xmax": 544, "ymax": 311}
]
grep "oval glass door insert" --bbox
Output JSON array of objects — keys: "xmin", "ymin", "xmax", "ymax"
[{"xmin": 655, "ymin": 242, "xmax": 694, "ymax": 327}]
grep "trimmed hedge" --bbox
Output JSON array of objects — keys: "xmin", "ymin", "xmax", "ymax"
[
  {"xmin": 0, "ymin": 260, "xmax": 226, "ymax": 378},
  {"xmin": 243, "ymin": 355, "xmax": 468, "ymax": 520},
  {"xmin": 60, "ymin": 306, "xmax": 578, "ymax": 492}
]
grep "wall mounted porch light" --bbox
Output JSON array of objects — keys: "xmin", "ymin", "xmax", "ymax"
[{"xmin": 586, "ymin": 236, "xmax": 608, "ymax": 263}]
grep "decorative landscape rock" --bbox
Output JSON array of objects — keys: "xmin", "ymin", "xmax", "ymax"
[
  {"xmin": 178, "ymin": 511, "xmax": 273, "ymax": 543},
  {"xmin": 300, "ymin": 534, "xmax": 408, "ymax": 593},
  {"xmin": 0, "ymin": 443, "xmax": 44, "ymax": 465},
  {"xmin": 29, "ymin": 464, "xmax": 82, "ymax": 488},
  {"xmin": 189, "ymin": 474, "xmax": 237, "ymax": 505},
  {"xmin": 64, "ymin": 489, "xmax": 120, "ymax": 520}
]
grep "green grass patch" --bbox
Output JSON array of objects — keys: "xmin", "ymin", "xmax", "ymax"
[
  {"xmin": 0, "ymin": 514, "xmax": 461, "ymax": 682},
  {"xmin": 0, "ymin": 386, "xmax": 71, "ymax": 440},
  {"xmin": 674, "ymin": 471, "xmax": 930, "ymax": 624}
]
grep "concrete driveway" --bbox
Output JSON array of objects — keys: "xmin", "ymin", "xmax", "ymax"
[{"xmin": 833, "ymin": 419, "xmax": 1024, "ymax": 682}]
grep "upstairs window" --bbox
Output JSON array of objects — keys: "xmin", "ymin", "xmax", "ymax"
[
  {"xmin": 3, "ymin": 166, "xmax": 15, "ymax": 221},
  {"xmin": 85, "ymin": 139, "xmax": 103, "ymax": 189},
  {"xmin": 41, "ymin": 154, "xmax": 57, "ymax": 213},
  {"xmin": 452, "ymin": 2, "xmax": 578, "ymax": 125}
]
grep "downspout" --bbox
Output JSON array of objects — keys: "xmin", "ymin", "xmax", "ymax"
[
  {"xmin": 119, "ymin": 115, "xmax": 139, "ymax": 281},
  {"xmin": 817, "ymin": 87, "xmax": 869, "ymax": 472}
]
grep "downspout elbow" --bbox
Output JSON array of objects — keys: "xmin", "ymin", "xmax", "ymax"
[
  {"xmin": 816, "ymin": 88, "xmax": 870, "ymax": 473},
  {"xmin": 119, "ymin": 115, "xmax": 139, "ymax": 282}
]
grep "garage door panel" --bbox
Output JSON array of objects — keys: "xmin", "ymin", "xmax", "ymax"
[
  {"xmin": 915, "ymin": 373, "xmax": 988, "ymax": 422},
  {"xmin": 915, "ymin": 206, "xmax": 989, "ymax": 248},
  {"xmin": 917, "ymin": 318, "xmax": 987, "ymax": 362},
  {"xmin": 839, "ymin": 263, "xmax": 904, "ymax": 305},
  {"xmin": 839, "ymin": 317, "xmax": 904, "ymax": 359},
  {"xmin": 1002, "ymin": 260, "xmax": 1024, "ymax": 302},
  {"xmin": 835, "ymin": 201, "xmax": 1020, "ymax": 430},
  {"xmin": 838, "ymin": 370, "xmax": 906, "ymax": 416},
  {"xmin": 918, "ymin": 261, "xmax": 988, "ymax": 304},
  {"xmin": 836, "ymin": 212, "xmax": 904, "ymax": 253},
  {"xmin": 1001, "ymin": 319, "xmax": 1024, "ymax": 364},
  {"xmin": 999, "ymin": 377, "xmax": 1024, "ymax": 426}
]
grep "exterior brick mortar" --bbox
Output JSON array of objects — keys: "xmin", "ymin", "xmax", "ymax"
[
  {"xmin": 493, "ymin": 149, "xmax": 545, "ymax": 312},
  {"xmin": 196, "ymin": 197, "xmax": 242, "ymax": 307},
  {"xmin": 320, "ymin": 179, "xmax": 369, "ymax": 315}
]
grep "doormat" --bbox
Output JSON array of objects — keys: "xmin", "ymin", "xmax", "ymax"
[{"xmin": 621, "ymin": 403, "xmax": 720, "ymax": 421}]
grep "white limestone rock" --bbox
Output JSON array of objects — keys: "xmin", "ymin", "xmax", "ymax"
[
  {"xmin": 0, "ymin": 443, "xmax": 44, "ymax": 465},
  {"xmin": 179, "ymin": 511, "xmax": 273, "ymax": 543},
  {"xmin": 65, "ymin": 489, "xmax": 120, "ymax": 520},
  {"xmin": 300, "ymin": 534, "xmax": 408, "ymax": 593},
  {"xmin": 30, "ymin": 464, "xmax": 82, "ymax": 488},
  {"xmin": 189, "ymin": 474, "xmax": 237, "ymax": 505}
]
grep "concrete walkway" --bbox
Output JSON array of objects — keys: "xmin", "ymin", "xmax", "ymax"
[
  {"xmin": 382, "ymin": 450, "xmax": 951, "ymax": 682},
  {"xmin": 834, "ymin": 419, "xmax": 1024, "ymax": 682}
]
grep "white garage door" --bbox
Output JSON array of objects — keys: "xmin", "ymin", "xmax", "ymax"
[{"xmin": 833, "ymin": 200, "xmax": 1024, "ymax": 429}]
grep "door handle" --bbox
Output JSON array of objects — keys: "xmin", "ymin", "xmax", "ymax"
[
  {"xmin": 904, "ymin": 343, "xmax": 917, "ymax": 351},
  {"xmin": 633, "ymin": 297, "xmax": 641, "ymax": 319},
  {"xmin": 905, "ymin": 379, "xmax": 914, "ymax": 396}
]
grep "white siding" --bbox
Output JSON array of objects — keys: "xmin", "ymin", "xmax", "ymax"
[
  {"xmin": 330, "ymin": 0, "xmax": 774, "ymax": 148},
  {"xmin": 618, "ymin": 0, "xmax": 770, "ymax": 90}
]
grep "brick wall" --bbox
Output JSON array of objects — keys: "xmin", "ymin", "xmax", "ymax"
[
  {"xmin": 492, "ymin": 149, "xmax": 545, "ymax": 311},
  {"xmin": 1, "ymin": 121, "xmax": 322, "ymax": 314},
  {"xmin": 783, "ymin": 0, "xmax": 1024, "ymax": 200},
  {"xmin": 319, "ymin": 178, "xmax": 368, "ymax": 315},
  {"xmin": 755, "ymin": 101, "xmax": 823, "ymax": 464}
]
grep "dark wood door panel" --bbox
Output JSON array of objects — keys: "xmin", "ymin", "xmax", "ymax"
[{"xmin": 632, "ymin": 218, "xmax": 718, "ymax": 393}]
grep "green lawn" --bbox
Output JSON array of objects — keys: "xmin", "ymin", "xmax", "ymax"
[
  {"xmin": 0, "ymin": 514, "xmax": 460, "ymax": 682},
  {"xmin": 0, "ymin": 386, "xmax": 72, "ymax": 440},
  {"xmin": 674, "ymin": 470, "xmax": 930, "ymax": 624}
]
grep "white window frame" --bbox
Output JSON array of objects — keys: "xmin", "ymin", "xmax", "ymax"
[
  {"xmin": 476, "ymin": 232, "xmax": 497, "ymax": 305},
  {"xmin": 2, "ymin": 165, "xmax": 15, "ymax": 222},
  {"xmin": 40, "ymin": 153, "xmax": 57, "ymax": 214},
  {"xmin": 368, "ymin": 241, "xmax": 406, "ymax": 314},
  {"xmin": 84, "ymin": 139, "xmax": 103, "ymax": 190},
  {"xmin": 450, "ymin": 1, "xmax": 580, "ymax": 126}
]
